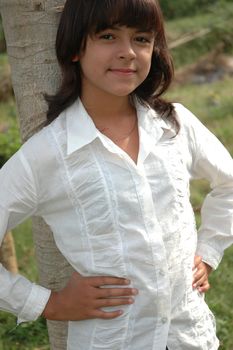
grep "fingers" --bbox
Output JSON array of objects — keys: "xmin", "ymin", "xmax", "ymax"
[
  {"xmin": 97, "ymin": 286, "xmax": 138, "ymax": 298},
  {"xmin": 193, "ymin": 271, "xmax": 207, "ymax": 289},
  {"xmin": 60, "ymin": 273, "xmax": 139, "ymax": 321},
  {"xmin": 192, "ymin": 256, "xmax": 212, "ymax": 293},
  {"xmin": 94, "ymin": 296, "xmax": 135, "ymax": 308},
  {"xmin": 92, "ymin": 309, "xmax": 124, "ymax": 319},
  {"xmin": 197, "ymin": 280, "xmax": 210, "ymax": 293},
  {"xmin": 193, "ymin": 263, "xmax": 206, "ymax": 284},
  {"xmin": 193, "ymin": 255, "xmax": 202, "ymax": 270},
  {"xmin": 193, "ymin": 270, "xmax": 211, "ymax": 292},
  {"xmin": 87, "ymin": 276, "xmax": 131, "ymax": 287}
]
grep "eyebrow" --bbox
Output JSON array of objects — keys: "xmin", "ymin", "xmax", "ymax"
[{"xmin": 99, "ymin": 25, "xmax": 154, "ymax": 34}]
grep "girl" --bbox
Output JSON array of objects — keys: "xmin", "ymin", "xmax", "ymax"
[{"xmin": 0, "ymin": 0, "xmax": 233, "ymax": 349}]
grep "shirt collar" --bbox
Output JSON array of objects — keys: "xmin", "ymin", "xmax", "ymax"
[
  {"xmin": 65, "ymin": 98, "xmax": 176, "ymax": 156},
  {"xmin": 136, "ymin": 101, "xmax": 177, "ymax": 141},
  {"xmin": 66, "ymin": 99, "xmax": 98, "ymax": 155}
]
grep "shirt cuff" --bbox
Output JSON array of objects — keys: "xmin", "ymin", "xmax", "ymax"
[
  {"xmin": 17, "ymin": 283, "xmax": 51, "ymax": 324},
  {"xmin": 196, "ymin": 242, "xmax": 223, "ymax": 270}
]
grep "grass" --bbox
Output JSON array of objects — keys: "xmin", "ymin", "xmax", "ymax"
[
  {"xmin": 0, "ymin": 98, "xmax": 17, "ymax": 122},
  {"xmin": 168, "ymin": 76, "xmax": 233, "ymax": 154},
  {"xmin": 0, "ymin": 221, "xmax": 49, "ymax": 350},
  {"xmin": 170, "ymin": 77, "xmax": 233, "ymax": 115}
]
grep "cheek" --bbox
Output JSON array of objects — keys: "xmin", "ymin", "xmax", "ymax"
[
  {"xmin": 141, "ymin": 53, "xmax": 153, "ymax": 74},
  {"xmin": 140, "ymin": 49, "xmax": 153, "ymax": 64}
]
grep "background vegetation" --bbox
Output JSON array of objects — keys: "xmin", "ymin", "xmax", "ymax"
[
  {"xmin": 160, "ymin": 0, "xmax": 233, "ymax": 19},
  {"xmin": 0, "ymin": 1, "xmax": 233, "ymax": 349}
]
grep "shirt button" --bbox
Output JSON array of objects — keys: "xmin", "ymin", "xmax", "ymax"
[{"xmin": 161, "ymin": 317, "xmax": 168, "ymax": 324}]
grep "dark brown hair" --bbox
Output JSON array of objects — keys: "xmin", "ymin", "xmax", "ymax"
[{"xmin": 46, "ymin": 0, "xmax": 178, "ymax": 129}]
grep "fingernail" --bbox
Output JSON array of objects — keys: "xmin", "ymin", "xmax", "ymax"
[
  {"xmin": 128, "ymin": 298, "xmax": 134, "ymax": 304},
  {"xmin": 124, "ymin": 279, "xmax": 130, "ymax": 284},
  {"xmin": 132, "ymin": 288, "xmax": 138, "ymax": 295}
]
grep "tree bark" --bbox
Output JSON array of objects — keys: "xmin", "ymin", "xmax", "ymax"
[{"xmin": 0, "ymin": 1, "xmax": 72, "ymax": 348}]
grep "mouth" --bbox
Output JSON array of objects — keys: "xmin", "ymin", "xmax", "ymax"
[{"xmin": 109, "ymin": 68, "xmax": 136, "ymax": 74}]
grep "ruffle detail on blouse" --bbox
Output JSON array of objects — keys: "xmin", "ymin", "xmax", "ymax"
[
  {"xmin": 50, "ymin": 123, "xmax": 127, "ymax": 276},
  {"xmin": 145, "ymin": 134, "xmax": 192, "ymax": 232},
  {"xmin": 160, "ymin": 136, "xmax": 191, "ymax": 231},
  {"xmin": 68, "ymin": 306, "xmax": 132, "ymax": 350},
  {"xmin": 92, "ymin": 309, "xmax": 132, "ymax": 349},
  {"xmin": 168, "ymin": 289, "xmax": 219, "ymax": 350}
]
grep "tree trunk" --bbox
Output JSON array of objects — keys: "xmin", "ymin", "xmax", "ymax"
[
  {"xmin": 0, "ymin": 232, "xmax": 18, "ymax": 273},
  {"xmin": 0, "ymin": 1, "xmax": 72, "ymax": 348}
]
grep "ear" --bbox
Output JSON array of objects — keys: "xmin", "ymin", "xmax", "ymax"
[{"xmin": 72, "ymin": 55, "xmax": 79, "ymax": 62}]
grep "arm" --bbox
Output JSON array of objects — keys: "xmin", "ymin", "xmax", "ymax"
[
  {"xmin": 176, "ymin": 104, "xmax": 233, "ymax": 270},
  {"xmin": 0, "ymin": 149, "xmax": 51, "ymax": 323}
]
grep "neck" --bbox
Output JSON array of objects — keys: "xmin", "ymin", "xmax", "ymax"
[{"xmin": 81, "ymin": 90, "xmax": 135, "ymax": 125}]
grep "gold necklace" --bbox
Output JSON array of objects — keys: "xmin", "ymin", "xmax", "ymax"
[{"xmin": 96, "ymin": 116, "xmax": 137, "ymax": 142}]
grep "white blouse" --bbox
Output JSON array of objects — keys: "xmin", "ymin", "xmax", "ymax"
[{"xmin": 0, "ymin": 99, "xmax": 233, "ymax": 350}]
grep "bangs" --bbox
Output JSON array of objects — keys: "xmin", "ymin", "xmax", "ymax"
[{"xmin": 88, "ymin": 0, "xmax": 160, "ymax": 34}]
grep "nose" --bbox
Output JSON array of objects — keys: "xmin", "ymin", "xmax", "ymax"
[{"xmin": 118, "ymin": 39, "xmax": 136, "ymax": 60}]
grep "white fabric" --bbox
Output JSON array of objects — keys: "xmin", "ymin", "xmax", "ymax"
[{"xmin": 1, "ymin": 99, "xmax": 233, "ymax": 349}]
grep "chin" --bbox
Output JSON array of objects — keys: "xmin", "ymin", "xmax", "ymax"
[{"xmin": 111, "ymin": 87, "xmax": 137, "ymax": 97}]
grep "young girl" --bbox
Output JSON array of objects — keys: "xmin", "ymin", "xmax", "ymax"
[{"xmin": 0, "ymin": 0, "xmax": 233, "ymax": 349}]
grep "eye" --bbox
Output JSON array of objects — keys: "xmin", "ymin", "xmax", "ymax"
[
  {"xmin": 99, "ymin": 33, "xmax": 115, "ymax": 40},
  {"xmin": 135, "ymin": 36, "xmax": 152, "ymax": 44}
]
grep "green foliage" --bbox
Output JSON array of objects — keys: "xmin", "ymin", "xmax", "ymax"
[
  {"xmin": 160, "ymin": 0, "xmax": 233, "ymax": 19},
  {"xmin": 167, "ymin": 2, "xmax": 233, "ymax": 68},
  {"xmin": 161, "ymin": 0, "xmax": 215, "ymax": 19},
  {"xmin": 0, "ymin": 315, "xmax": 49, "ymax": 350},
  {"xmin": 12, "ymin": 220, "xmax": 38, "ymax": 280},
  {"xmin": 0, "ymin": 120, "xmax": 21, "ymax": 167}
]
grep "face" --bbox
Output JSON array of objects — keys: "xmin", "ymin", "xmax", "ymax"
[{"xmin": 78, "ymin": 26, "xmax": 155, "ymax": 101}]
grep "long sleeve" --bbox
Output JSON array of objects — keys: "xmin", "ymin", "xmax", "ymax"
[
  {"xmin": 0, "ymin": 148, "xmax": 51, "ymax": 322},
  {"xmin": 176, "ymin": 104, "xmax": 233, "ymax": 270}
]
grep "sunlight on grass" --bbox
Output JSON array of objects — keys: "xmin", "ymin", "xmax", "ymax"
[{"xmin": 167, "ymin": 76, "xmax": 233, "ymax": 154}]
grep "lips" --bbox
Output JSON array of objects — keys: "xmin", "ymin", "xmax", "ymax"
[{"xmin": 109, "ymin": 68, "xmax": 136, "ymax": 74}]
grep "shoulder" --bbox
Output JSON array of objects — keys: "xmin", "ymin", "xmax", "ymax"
[
  {"xmin": 172, "ymin": 102, "xmax": 210, "ymax": 143},
  {"xmin": 173, "ymin": 103, "xmax": 200, "ymax": 128},
  {"xmin": 22, "ymin": 113, "xmax": 66, "ymax": 158},
  {"xmin": 19, "ymin": 113, "xmax": 67, "ymax": 177},
  {"xmin": 172, "ymin": 103, "xmax": 232, "ymax": 163}
]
